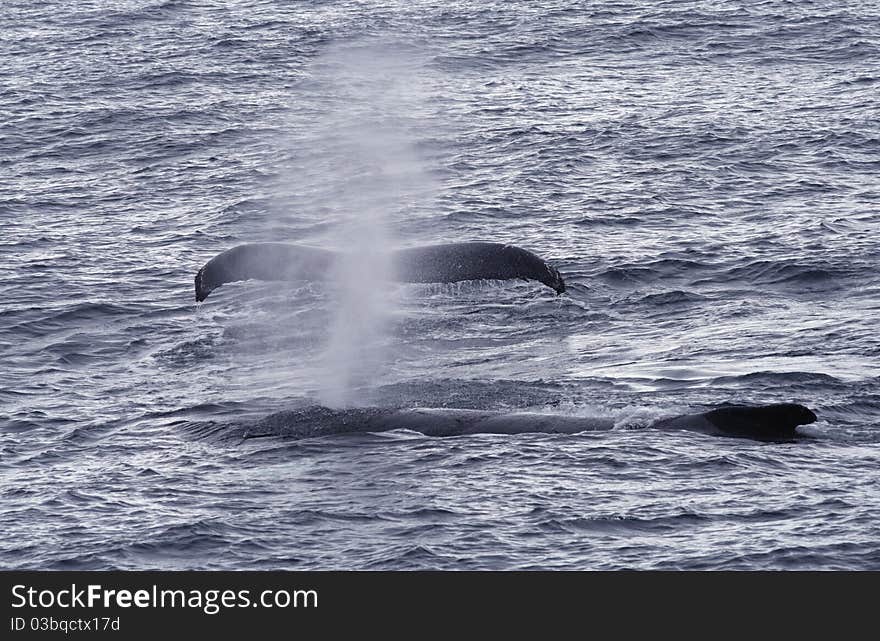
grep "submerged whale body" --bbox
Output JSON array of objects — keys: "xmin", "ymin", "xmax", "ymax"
[
  {"xmin": 220, "ymin": 402, "xmax": 817, "ymax": 443},
  {"xmin": 194, "ymin": 241, "xmax": 566, "ymax": 301}
]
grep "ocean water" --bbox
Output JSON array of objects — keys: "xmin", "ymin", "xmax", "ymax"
[{"xmin": 1, "ymin": 0, "xmax": 879, "ymax": 570}]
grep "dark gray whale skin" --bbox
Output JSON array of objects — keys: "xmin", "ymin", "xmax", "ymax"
[
  {"xmin": 227, "ymin": 403, "xmax": 817, "ymax": 443},
  {"xmin": 194, "ymin": 241, "xmax": 565, "ymax": 301},
  {"xmin": 652, "ymin": 403, "xmax": 818, "ymax": 440}
]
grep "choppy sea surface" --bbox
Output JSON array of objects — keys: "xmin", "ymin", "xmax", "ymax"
[{"xmin": 2, "ymin": 0, "xmax": 879, "ymax": 570}]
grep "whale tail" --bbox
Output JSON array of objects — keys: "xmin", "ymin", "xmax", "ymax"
[
  {"xmin": 194, "ymin": 243, "xmax": 336, "ymax": 302},
  {"xmin": 703, "ymin": 403, "xmax": 817, "ymax": 439},
  {"xmin": 391, "ymin": 242, "xmax": 566, "ymax": 294},
  {"xmin": 195, "ymin": 267, "xmax": 210, "ymax": 302},
  {"xmin": 194, "ymin": 241, "xmax": 565, "ymax": 301}
]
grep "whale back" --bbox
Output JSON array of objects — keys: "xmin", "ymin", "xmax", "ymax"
[
  {"xmin": 703, "ymin": 403, "xmax": 817, "ymax": 439},
  {"xmin": 205, "ymin": 403, "xmax": 816, "ymax": 443}
]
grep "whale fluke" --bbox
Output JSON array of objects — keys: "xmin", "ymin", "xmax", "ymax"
[
  {"xmin": 390, "ymin": 243, "xmax": 565, "ymax": 293},
  {"xmin": 195, "ymin": 241, "xmax": 565, "ymax": 302},
  {"xmin": 195, "ymin": 243, "xmax": 335, "ymax": 302}
]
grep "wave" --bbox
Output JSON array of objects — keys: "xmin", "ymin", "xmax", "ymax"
[
  {"xmin": 629, "ymin": 290, "xmax": 707, "ymax": 306},
  {"xmin": 595, "ymin": 259, "xmax": 712, "ymax": 285}
]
